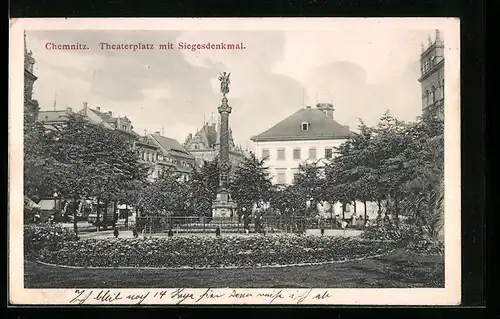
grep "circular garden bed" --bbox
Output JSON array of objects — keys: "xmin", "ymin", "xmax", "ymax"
[{"xmin": 33, "ymin": 235, "xmax": 400, "ymax": 269}]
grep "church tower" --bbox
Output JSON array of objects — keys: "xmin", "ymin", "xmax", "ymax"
[
  {"xmin": 418, "ymin": 29, "xmax": 445, "ymax": 120},
  {"xmin": 24, "ymin": 32, "xmax": 39, "ymax": 122}
]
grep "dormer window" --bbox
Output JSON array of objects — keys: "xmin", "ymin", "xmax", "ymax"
[{"xmin": 301, "ymin": 121, "xmax": 310, "ymax": 131}]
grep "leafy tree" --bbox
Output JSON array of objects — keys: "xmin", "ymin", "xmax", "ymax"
[
  {"xmin": 293, "ymin": 162, "xmax": 324, "ymax": 217},
  {"xmin": 138, "ymin": 167, "xmax": 185, "ymax": 217},
  {"xmin": 230, "ymin": 152, "xmax": 273, "ymax": 218},
  {"xmin": 23, "ymin": 120, "xmax": 57, "ymax": 201},
  {"xmin": 26, "ymin": 114, "xmax": 150, "ymax": 233},
  {"xmin": 185, "ymin": 158, "xmax": 220, "ymax": 217}
]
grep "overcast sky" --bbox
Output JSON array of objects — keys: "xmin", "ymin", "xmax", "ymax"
[{"xmin": 26, "ymin": 28, "xmax": 437, "ymax": 149}]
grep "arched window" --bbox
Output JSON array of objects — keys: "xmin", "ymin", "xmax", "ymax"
[
  {"xmin": 431, "ymin": 85, "xmax": 437, "ymax": 104},
  {"xmin": 425, "ymin": 90, "xmax": 430, "ymax": 106}
]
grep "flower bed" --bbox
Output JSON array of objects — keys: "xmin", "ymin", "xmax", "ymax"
[
  {"xmin": 361, "ymin": 224, "xmax": 444, "ymax": 255},
  {"xmin": 35, "ymin": 235, "xmax": 398, "ymax": 269},
  {"xmin": 406, "ymin": 240, "xmax": 444, "ymax": 255},
  {"xmin": 24, "ymin": 224, "xmax": 79, "ymax": 259}
]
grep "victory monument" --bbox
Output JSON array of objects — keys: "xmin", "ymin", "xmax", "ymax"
[{"xmin": 212, "ymin": 72, "xmax": 237, "ymax": 219}]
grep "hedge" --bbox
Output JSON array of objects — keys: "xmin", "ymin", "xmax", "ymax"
[
  {"xmin": 24, "ymin": 224, "xmax": 79, "ymax": 259},
  {"xmin": 35, "ymin": 235, "xmax": 399, "ymax": 268},
  {"xmin": 361, "ymin": 225, "xmax": 444, "ymax": 255}
]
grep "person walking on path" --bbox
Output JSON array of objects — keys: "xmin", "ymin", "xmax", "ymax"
[
  {"xmin": 341, "ymin": 220, "xmax": 348, "ymax": 237},
  {"xmin": 113, "ymin": 227, "xmax": 119, "ymax": 238}
]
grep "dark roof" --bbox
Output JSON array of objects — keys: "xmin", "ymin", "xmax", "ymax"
[
  {"xmin": 91, "ymin": 109, "xmax": 117, "ymax": 123},
  {"xmin": 201, "ymin": 124, "xmax": 218, "ymax": 147},
  {"xmin": 251, "ymin": 108, "xmax": 352, "ymax": 142},
  {"xmin": 150, "ymin": 135, "xmax": 194, "ymax": 160},
  {"xmin": 38, "ymin": 110, "xmax": 72, "ymax": 123}
]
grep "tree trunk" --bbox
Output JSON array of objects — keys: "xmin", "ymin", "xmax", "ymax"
[
  {"xmin": 125, "ymin": 204, "xmax": 129, "ymax": 227},
  {"xmin": 342, "ymin": 203, "xmax": 345, "ymax": 220},
  {"xmin": 354, "ymin": 201, "xmax": 357, "ymax": 213},
  {"xmin": 113, "ymin": 200, "xmax": 118, "ymax": 227},
  {"xmin": 394, "ymin": 195, "xmax": 400, "ymax": 228},
  {"xmin": 104, "ymin": 201, "xmax": 109, "ymax": 229},
  {"xmin": 363, "ymin": 201, "xmax": 367, "ymax": 226},
  {"xmin": 73, "ymin": 196, "xmax": 78, "ymax": 236},
  {"xmin": 96, "ymin": 196, "xmax": 101, "ymax": 226}
]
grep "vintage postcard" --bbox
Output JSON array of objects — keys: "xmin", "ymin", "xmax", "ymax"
[{"xmin": 9, "ymin": 18, "xmax": 461, "ymax": 305}]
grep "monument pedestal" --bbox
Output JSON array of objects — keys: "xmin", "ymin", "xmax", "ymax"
[{"xmin": 211, "ymin": 188, "xmax": 237, "ymax": 220}]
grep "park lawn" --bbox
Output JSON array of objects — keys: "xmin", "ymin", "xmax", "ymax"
[{"xmin": 24, "ymin": 249, "xmax": 444, "ymax": 288}]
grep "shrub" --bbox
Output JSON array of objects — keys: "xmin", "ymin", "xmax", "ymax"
[
  {"xmin": 406, "ymin": 239, "xmax": 444, "ymax": 255},
  {"xmin": 361, "ymin": 223, "xmax": 444, "ymax": 255},
  {"xmin": 24, "ymin": 205, "xmax": 41, "ymax": 224},
  {"xmin": 362, "ymin": 224, "xmax": 422, "ymax": 242},
  {"xmin": 24, "ymin": 224, "xmax": 79, "ymax": 260},
  {"xmin": 36, "ymin": 235, "xmax": 397, "ymax": 268}
]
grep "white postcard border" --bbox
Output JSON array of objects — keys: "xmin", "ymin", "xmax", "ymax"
[{"xmin": 9, "ymin": 17, "xmax": 461, "ymax": 305}]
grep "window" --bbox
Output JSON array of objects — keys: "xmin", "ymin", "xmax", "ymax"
[
  {"xmin": 142, "ymin": 152, "xmax": 147, "ymax": 161},
  {"xmin": 309, "ymin": 147, "xmax": 317, "ymax": 160},
  {"xmin": 276, "ymin": 169, "xmax": 287, "ymax": 184},
  {"xmin": 262, "ymin": 148, "xmax": 270, "ymax": 160},
  {"xmin": 325, "ymin": 148, "xmax": 333, "ymax": 159},
  {"xmin": 301, "ymin": 122, "xmax": 310, "ymax": 131},
  {"xmin": 293, "ymin": 148, "xmax": 301, "ymax": 160},
  {"xmin": 277, "ymin": 148, "xmax": 285, "ymax": 161}
]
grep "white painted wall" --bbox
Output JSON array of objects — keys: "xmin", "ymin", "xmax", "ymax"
[
  {"xmin": 253, "ymin": 138, "xmax": 347, "ymax": 185},
  {"xmin": 253, "ymin": 138, "xmax": 380, "ymax": 220}
]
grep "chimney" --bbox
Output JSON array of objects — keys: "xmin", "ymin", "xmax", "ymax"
[
  {"xmin": 305, "ymin": 105, "xmax": 311, "ymax": 109},
  {"xmin": 96, "ymin": 106, "xmax": 101, "ymax": 111},
  {"xmin": 83, "ymin": 101, "xmax": 88, "ymax": 108},
  {"xmin": 67, "ymin": 107, "xmax": 72, "ymax": 113},
  {"xmin": 108, "ymin": 111, "xmax": 113, "ymax": 116},
  {"xmin": 343, "ymin": 125, "xmax": 350, "ymax": 131},
  {"xmin": 316, "ymin": 103, "xmax": 334, "ymax": 119},
  {"xmin": 154, "ymin": 131, "xmax": 161, "ymax": 136}
]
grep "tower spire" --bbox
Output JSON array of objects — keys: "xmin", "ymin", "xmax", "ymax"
[
  {"xmin": 24, "ymin": 31, "xmax": 28, "ymax": 55},
  {"xmin": 421, "ymin": 41, "xmax": 425, "ymax": 52},
  {"xmin": 428, "ymin": 34, "xmax": 433, "ymax": 46}
]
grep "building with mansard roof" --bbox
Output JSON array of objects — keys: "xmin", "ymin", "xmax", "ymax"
[
  {"xmin": 251, "ymin": 102, "xmax": 380, "ymax": 220},
  {"xmin": 183, "ymin": 116, "xmax": 248, "ymax": 170},
  {"xmin": 418, "ymin": 29, "xmax": 445, "ymax": 120},
  {"xmin": 251, "ymin": 103, "xmax": 351, "ymax": 186}
]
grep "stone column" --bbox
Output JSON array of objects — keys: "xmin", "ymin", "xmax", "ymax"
[{"xmin": 212, "ymin": 77, "xmax": 236, "ymax": 219}]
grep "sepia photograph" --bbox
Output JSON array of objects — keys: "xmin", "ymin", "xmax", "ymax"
[{"xmin": 9, "ymin": 18, "xmax": 461, "ymax": 305}]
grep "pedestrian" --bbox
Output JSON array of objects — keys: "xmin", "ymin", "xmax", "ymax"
[
  {"xmin": 215, "ymin": 226, "xmax": 221, "ymax": 237},
  {"xmin": 320, "ymin": 222, "xmax": 325, "ymax": 236},
  {"xmin": 168, "ymin": 227, "xmax": 174, "ymax": 237},
  {"xmin": 341, "ymin": 220, "xmax": 348, "ymax": 236},
  {"xmin": 132, "ymin": 227, "xmax": 138, "ymax": 238},
  {"xmin": 113, "ymin": 227, "xmax": 119, "ymax": 238}
]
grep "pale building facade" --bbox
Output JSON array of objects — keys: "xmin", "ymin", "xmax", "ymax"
[
  {"xmin": 251, "ymin": 103, "xmax": 379, "ymax": 220},
  {"xmin": 183, "ymin": 116, "xmax": 248, "ymax": 173}
]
